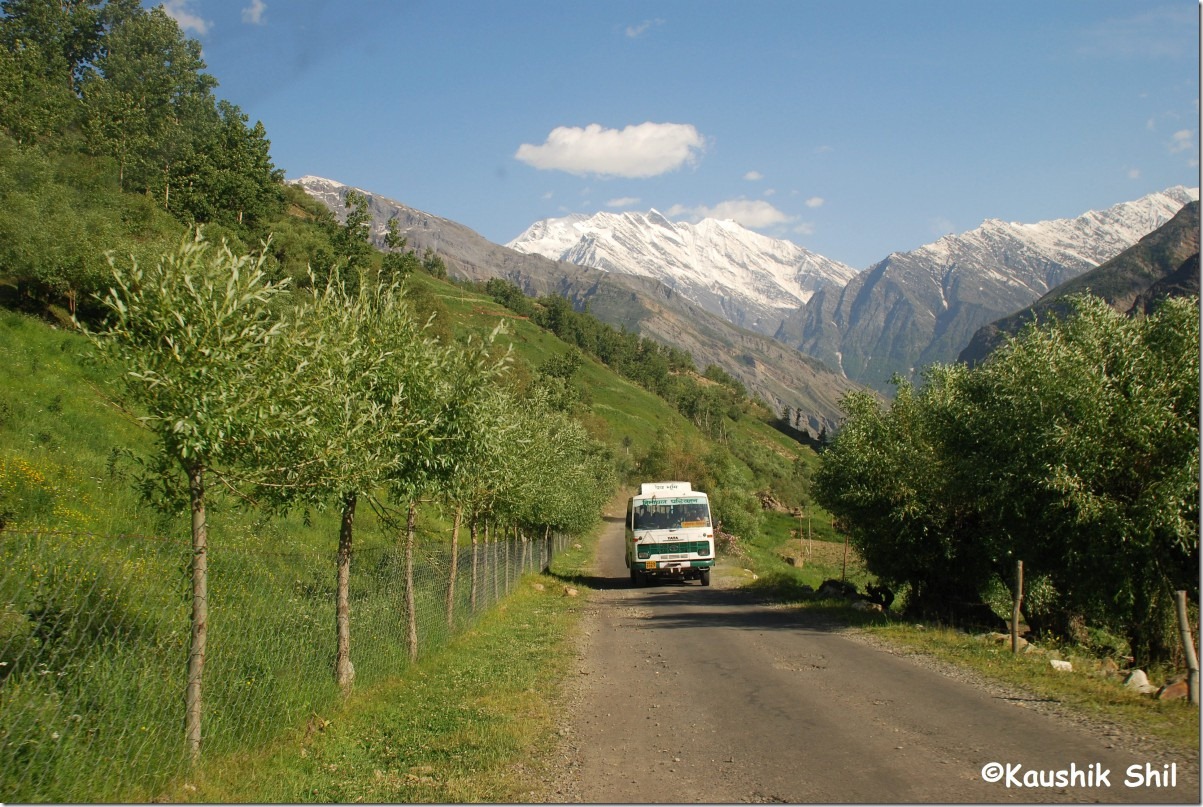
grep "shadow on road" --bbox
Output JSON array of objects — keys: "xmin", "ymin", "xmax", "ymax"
[
  {"xmin": 549, "ymin": 570, "xmax": 633, "ymax": 591},
  {"xmin": 549, "ymin": 569, "xmax": 855, "ymax": 632},
  {"xmin": 622, "ymin": 586, "xmax": 851, "ymax": 632}
]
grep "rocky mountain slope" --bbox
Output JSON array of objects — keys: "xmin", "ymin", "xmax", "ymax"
[
  {"xmin": 775, "ymin": 186, "xmax": 1198, "ymax": 392},
  {"xmin": 289, "ymin": 176, "xmax": 864, "ymax": 432},
  {"xmin": 959, "ymin": 200, "xmax": 1200, "ymax": 365},
  {"xmin": 506, "ymin": 210, "xmax": 857, "ymax": 337}
]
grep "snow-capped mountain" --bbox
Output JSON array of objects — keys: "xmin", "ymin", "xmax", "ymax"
[
  {"xmin": 506, "ymin": 210, "xmax": 858, "ymax": 336},
  {"xmin": 777, "ymin": 186, "xmax": 1199, "ymax": 392},
  {"xmin": 287, "ymin": 175, "xmax": 864, "ymax": 430}
]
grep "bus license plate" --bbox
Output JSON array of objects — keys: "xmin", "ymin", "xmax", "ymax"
[{"xmin": 645, "ymin": 561, "xmax": 656, "ymax": 570}]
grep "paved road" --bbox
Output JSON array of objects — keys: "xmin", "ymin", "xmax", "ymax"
[{"xmin": 554, "ymin": 508, "xmax": 1199, "ymax": 803}]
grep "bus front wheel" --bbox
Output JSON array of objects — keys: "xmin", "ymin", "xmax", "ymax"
[{"xmin": 700, "ymin": 569, "xmax": 711, "ymax": 587}]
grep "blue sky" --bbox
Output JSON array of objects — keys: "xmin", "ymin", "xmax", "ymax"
[{"xmin": 163, "ymin": 0, "xmax": 1198, "ymax": 269}]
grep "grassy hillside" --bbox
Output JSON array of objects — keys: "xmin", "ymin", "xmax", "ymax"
[{"xmin": 0, "ymin": 216, "xmax": 831, "ymax": 800}]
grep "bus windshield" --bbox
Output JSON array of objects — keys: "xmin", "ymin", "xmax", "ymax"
[{"xmin": 632, "ymin": 498, "xmax": 711, "ymax": 530}]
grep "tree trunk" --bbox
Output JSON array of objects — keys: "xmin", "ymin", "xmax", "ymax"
[
  {"xmin": 1128, "ymin": 584, "xmax": 1176, "ymax": 666},
  {"xmin": 446, "ymin": 505, "xmax": 462, "ymax": 629},
  {"xmin": 470, "ymin": 520, "xmax": 479, "ymax": 613},
  {"xmin": 405, "ymin": 502, "xmax": 418, "ymax": 662},
  {"xmin": 490, "ymin": 522, "xmax": 499, "ymax": 603},
  {"xmin": 185, "ymin": 464, "xmax": 208, "ymax": 764},
  {"xmin": 334, "ymin": 492, "xmax": 356, "ymax": 693}
]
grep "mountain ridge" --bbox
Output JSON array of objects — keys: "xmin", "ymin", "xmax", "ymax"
[
  {"xmin": 505, "ymin": 208, "xmax": 858, "ymax": 336},
  {"xmin": 776, "ymin": 186, "xmax": 1198, "ymax": 391},
  {"xmin": 288, "ymin": 176, "xmax": 864, "ymax": 432},
  {"xmin": 958, "ymin": 200, "xmax": 1201, "ymax": 365}
]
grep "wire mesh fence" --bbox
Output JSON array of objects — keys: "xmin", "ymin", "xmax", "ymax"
[{"xmin": 0, "ymin": 522, "xmax": 568, "ymax": 802}]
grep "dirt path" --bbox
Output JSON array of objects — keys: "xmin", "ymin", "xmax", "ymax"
[{"xmin": 542, "ymin": 501, "xmax": 1199, "ymax": 803}]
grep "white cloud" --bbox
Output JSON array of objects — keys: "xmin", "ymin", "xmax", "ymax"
[
  {"xmin": 793, "ymin": 222, "xmax": 816, "ymax": 237},
  {"xmin": 162, "ymin": 0, "xmax": 211, "ymax": 35},
  {"xmin": 668, "ymin": 198, "xmax": 792, "ymax": 229},
  {"xmin": 626, "ymin": 18, "xmax": 665, "ymax": 38},
  {"xmin": 1168, "ymin": 129, "xmax": 1195, "ymax": 154},
  {"xmin": 606, "ymin": 197, "xmax": 641, "ymax": 208},
  {"xmin": 242, "ymin": 0, "xmax": 267, "ymax": 25},
  {"xmin": 515, "ymin": 122, "xmax": 705, "ymax": 178},
  {"xmin": 743, "ymin": 170, "xmax": 764, "ymax": 181},
  {"xmin": 805, "ymin": 196, "xmax": 825, "ymax": 208}
]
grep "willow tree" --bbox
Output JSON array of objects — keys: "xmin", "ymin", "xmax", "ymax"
[
  {"xmin": 956, "ymin": 296, "xmax": 1200, "ymax": 662},
  {"xmin": 433, "ymin": 330, "xmax": 512, "ymax": 628},
  {"xmin": 384, "ymin": 325, "xmax": 509, "ymax": 661},
  {"xmin": 253, "ymin": 272, "xmax": 443, "ymax": 692},
  {"xmin": 816, "ymin": 295, "xmax": 1200, "ymax": 662},
  {"xmin": 82, "ymin": 232, "xmax": 302, "ymax": 762},
  {"xmin": 500, "ymin": 386, "xmax": 615, "ymax": 548}
]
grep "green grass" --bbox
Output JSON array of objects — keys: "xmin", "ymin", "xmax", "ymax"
[
  {"xmin": 169, "ymin": 534, "xmax": 598, "ymax": 803},
  {"xmin": 0, "ymin": 307, "xmax": 612, "ymax": 802},
  {"xmin": 732, "ymin": 509, "xmax": 875, "ymax": 598}
]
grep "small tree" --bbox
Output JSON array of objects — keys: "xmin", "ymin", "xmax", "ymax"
[
  {"xmin": 82, "ymin": 232, "xmax": 299, "ymax": 762},
  {"xmin": 254, "ymin": 271, "xmax": 447, "ymax": 690}
]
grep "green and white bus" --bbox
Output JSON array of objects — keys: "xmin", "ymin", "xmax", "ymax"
[{"xmin": 625, "ymin": 481, "xmax": 715, "ymax": 587}]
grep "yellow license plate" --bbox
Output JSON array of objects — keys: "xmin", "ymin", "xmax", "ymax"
[{"xmin": 645, "ymin": 561, "xmax": 656, "ymax": 570}]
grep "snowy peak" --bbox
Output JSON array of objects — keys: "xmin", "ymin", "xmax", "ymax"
[
  {"xmin": 784, "ymin": 185, "xmax": 1199, "ymax": 392},
  {"xmin": 507, "ymin": 210, "xmax": 858, "ymax": 336}
]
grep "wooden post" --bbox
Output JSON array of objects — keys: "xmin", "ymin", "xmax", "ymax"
[
  {"xmin": 1174, "ymin": 590, "xmax": 1200, "ymax": 705},
  {"xmin": 840, "ymin": 530, "xmax": 849, "ymax": 582},
  {"xmin": 797, "ymin": 509, "xmax": 805, "ymax": 567},
  {"xmin": 1011, "ymin": 560, "xmax": 1024, "ymax": 654}
]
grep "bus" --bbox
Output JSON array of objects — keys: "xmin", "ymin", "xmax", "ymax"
[{"xmin": 625, "ymin": 481, "xmax": 715, "ymax": 587}]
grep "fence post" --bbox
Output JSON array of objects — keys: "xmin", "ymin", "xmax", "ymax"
[
  {"xmin": 1175, "ymin": 590, "xmax": 1200, "ymax": 705},
  {"xmin": 470, "ymin": 521, "xmax": 479, "ymax": 613},
  {"xmin": 446, "ymin": 506, "xmax": 462, "ymax": 630},
  {"xmin": 1011, "ymin": 560, "xmax": 1024, "ymax": 654},
  {"xmin": 840, "ymin": 531, "xmax": 848, "ymax": 582}
]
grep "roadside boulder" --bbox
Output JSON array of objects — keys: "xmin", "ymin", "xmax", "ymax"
[
  {"xmin": 1157, "ymin": 679, "xmax": 1189, "ymax": 701},
  {"xmin": 982, "ymin": 632, "xmax": 1028, "ymax": 650},
  {"xmin": 1122, "ymin": 669, "xmax": 1157, "ymax": 695},
  {"xmin": 817, "ymin": 579, "xmax": 858, "ymax": 600},
  {"xmin": 1049, "ymin": 659, "xmax": 1073, "ymax": 672},
  {"xmin": 864, "ymin": 584, "xmax": 894, "ymax": 610}
]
